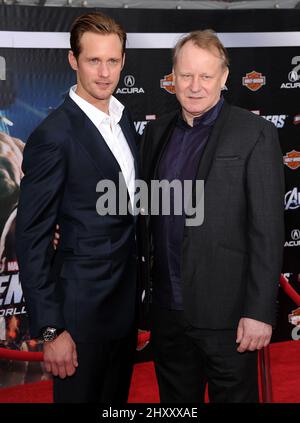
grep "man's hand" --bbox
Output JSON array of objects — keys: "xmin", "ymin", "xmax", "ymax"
[
  {"xmin": 236, "ymin": 317, "xmax": 272, "ymax": 353},
  {"xmin": 43, "ymin": 330, "xmax": 78, "ymax": 378}
]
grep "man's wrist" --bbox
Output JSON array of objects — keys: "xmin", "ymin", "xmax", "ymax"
[{"xmin": 40, "ymin": 327, "xmax": 65, "ymax": 342}]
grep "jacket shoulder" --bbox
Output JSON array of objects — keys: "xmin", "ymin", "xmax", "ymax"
[
  {"xmin": 142, "ymin": 109, "xmax": 179, "ymax": 142},
  {"xmin": 219, "ymin": 104, "xmax": 279, "ymax": 154},
  {"xmin": 27, "ymin": 100, "xmax": 74, "ymax": 146},
  {"xmin": 149, "ymin": 109, "xmax": 179, "ymax": 128},
  {"xmin": 227, "ymin": 104, "xmax": 274, "ymax": 131}
]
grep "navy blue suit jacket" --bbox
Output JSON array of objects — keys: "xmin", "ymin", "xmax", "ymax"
[{"xmin": 16, "ymin": 96, "xmax": 139, "ymax": 342}]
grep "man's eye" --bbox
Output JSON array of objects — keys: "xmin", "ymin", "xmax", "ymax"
[{"xmin": 90, "ymin": 59, "xmax": 99, "ymax": 64}]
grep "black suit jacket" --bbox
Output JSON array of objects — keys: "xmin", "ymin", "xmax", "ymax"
[
  {"xmin": 141, "ymin": 101, "xmax": 285, "ymax": 328},
  {"xmin": 16, "ymin": 96, "xmax": 139, "ymax": 342}
]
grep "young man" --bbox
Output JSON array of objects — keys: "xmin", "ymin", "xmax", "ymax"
[
  {"xmin": 16, "ymin": 12, "xmax": 139, "ymax": 403},
  {"xmin": 141, "ymin": 30, "xmax": 285, "ymax": 402}
]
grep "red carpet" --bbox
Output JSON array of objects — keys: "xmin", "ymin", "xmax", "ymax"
[
  {"xmin": 128, "ymin": 361, "xmax": 159, "ymax": 403},
  {"xmin": 0, "ymin": 341, "xmax": 299, "ymax": 403},
  {"xmin": 269, "ymin": 341, "xmax": 300, "ymax": 403}
]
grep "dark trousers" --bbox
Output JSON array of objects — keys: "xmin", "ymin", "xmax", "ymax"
[
  {"xmin": 53, "ymin": 330, "xmax": 136, "ymax": 403},
  {"xmin": 150, "ymin": 305, "xmax": 259, "ymax": 403}
]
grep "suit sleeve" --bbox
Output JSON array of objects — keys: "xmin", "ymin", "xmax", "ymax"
[
  {"xmin": 16, "ymin": 128, "xmax": 67, "ymax": 338},
  {"xmin": 242, "ymin": 121, "xmax": 285, "ymax": 326}
]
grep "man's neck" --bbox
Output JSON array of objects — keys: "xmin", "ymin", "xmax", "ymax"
[
  {"xmin": 182, "ymin": 111, "xmax": 201, "ymax": 127},
  {"xmin": 75, "ymin": 87, "xmax": 110, "ymax": 115}
]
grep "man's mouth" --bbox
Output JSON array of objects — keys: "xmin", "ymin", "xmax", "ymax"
[{"xmin": 95, "ymin": 81, "xmax": 111, "ymax": 88}]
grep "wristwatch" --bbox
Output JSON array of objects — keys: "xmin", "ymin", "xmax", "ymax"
[{"xmin": 41, "ymin": 327, "xmax": 65, "ymax": 342}]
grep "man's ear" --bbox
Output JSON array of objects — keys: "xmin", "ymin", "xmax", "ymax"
[
  {"xmin": 68, "ymin": 50, "xmax": 78, "ymax": 71},
  {"xmin": 121, "ymin": 53, "xmax": 126, "ymax": 70},
  {"xmin": 222, "ymin": 66, "xmax": 229, "ymax": 87},
  {"xmin": 172, "ymin": 67, "xmax": 176, "ymax": 82}
]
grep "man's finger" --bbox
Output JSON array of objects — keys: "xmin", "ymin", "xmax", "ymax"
[
  {"xmin": 263, "ymin": 336, "xmax": 272, "ymax": 348},
  {"xmin": 237, "ymin": 336, "xmax": 251, "ymax": 353},
  {"xmin": 247, "ymin": 338, "xmax": 259, "ymax": 351},
  {"xmin": 73, "ymin": 349, "xmax": 78, "ymax": 368},
  {"xmin": 256, "ymin": 337, "xmax": 266, "ymax": 350},
  {"xmin": 44, "ymin": 360, "xmax": 52, "ymax": 373},
  {"xmin": 65, "ymin": 361, "xmax": 76, "ymax": 377},
  {"xmin": 51, "ymin": 363, "xmax": 59, "ymax": 377},
  {"xmin": 57, "ymin": 363, "xmax": 67, "ymax": 379},
  {"xmin": 236, "ymin": 325, "xmax": 243, "ymax": 344}
]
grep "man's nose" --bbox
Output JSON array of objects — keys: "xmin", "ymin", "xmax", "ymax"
[
  {"xmin": 98, "ymin": 62, "xmax": 109, "ymax": 77},
  {"xmin": 190, "ymin": 76, "xmax": 201, "ymax": 92}
]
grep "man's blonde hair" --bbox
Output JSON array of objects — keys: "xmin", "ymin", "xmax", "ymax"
[{"xmin": 173, "ymin": 29, "xmax": 229, "ymax": 69}]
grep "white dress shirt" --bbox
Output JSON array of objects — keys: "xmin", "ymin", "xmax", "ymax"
[{"xmin": 69, "ymin": 85, "xmax": 135, "ymax": 210}]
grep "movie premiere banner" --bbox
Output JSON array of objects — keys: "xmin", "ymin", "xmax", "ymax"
[{"xmin": 0, "ymin": 5, "xmax": 299, "ymax": 384}]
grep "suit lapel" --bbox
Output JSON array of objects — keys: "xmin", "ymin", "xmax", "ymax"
[
  {"xmin": 63, "ymin": 97, "xmax": 134, "ymax": 184},
  {"xmin": 195, "ymin": 101, "xmax": 231, "ymax": 183},
  {"xmin": 151, "ymin": 111, "xmax": 179, "ymax": 181},
  {"xmin": 119, "ymin": 110, "xmax": 139, "ymax": 178},
  {"xmin": 145, "ymin": 103, "xmax": 231, "ymax": 184},
  {"xmin": 189, "ymin": 101, "xmax": 232, "ymax": 212},
  {"xmin": 146, "ymin": 103, "xmax": 230, "ymax": 183}
]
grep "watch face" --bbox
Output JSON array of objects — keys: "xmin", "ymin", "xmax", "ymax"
[{"xmin": 43, "ymin": 327, "xmax": 57, "ymax": 342}]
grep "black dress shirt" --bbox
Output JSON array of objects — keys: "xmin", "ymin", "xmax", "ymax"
[{"xmin": 152, "ymin": 97, "xmax": 224, "ymax": 309}]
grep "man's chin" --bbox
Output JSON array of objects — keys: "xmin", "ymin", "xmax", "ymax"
[
  {"xmin": 93, "ymin": 91, "xmax": 114, "ymax": 101},
  {"xmin": 186, "ymin": 109, "xmax": 206, "ymax": 118}
]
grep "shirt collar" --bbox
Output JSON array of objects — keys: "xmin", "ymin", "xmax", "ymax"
[
  {"xmin": 178, "ymin": 96, "xmax": 224, "ymax": 129},
  {"xmin": 69, "ymin": 85, "xmax": 124, "ymax": 127}
]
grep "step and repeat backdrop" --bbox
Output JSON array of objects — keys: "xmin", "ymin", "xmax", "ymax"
[{"xmin": 0, "ymin": 5, "xmax": 299, "ymax": 385}]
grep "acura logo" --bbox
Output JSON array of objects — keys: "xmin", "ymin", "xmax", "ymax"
[
  {"xmin": 124, "ymin": 75, "xmax": 135, "ymax": 87},
  {"xmin": 291, "ymin": 229, "xmax": 300, "ymax": 241},
  {"xmin": 288, "ymin": 70, "xmax": 299, "ymax": 82}
]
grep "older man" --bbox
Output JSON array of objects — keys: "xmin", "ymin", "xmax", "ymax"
[{"xmin": 141, "ymin": 30, "xmax": 284, "ymax": 403}]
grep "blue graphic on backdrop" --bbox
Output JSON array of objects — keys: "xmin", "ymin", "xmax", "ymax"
[{"xmin": 0, "ymin": 49, "xmax": 76, "ymax": 141}]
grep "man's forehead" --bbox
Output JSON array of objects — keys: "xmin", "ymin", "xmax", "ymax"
[
  {"xmin": 179, "ymin": 43, "xmax": 221, "ymax": 59},
  {"xmin": 79, "ymin": 32, "xmax": 122, "ymax": 48},
  {"xmin": 175, "ymin": 46, "xmax": 224, "ymax": 71}
]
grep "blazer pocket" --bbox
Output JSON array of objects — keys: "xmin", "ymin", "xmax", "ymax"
[
  {"xmin": 213, "ymin": 156, "xmax": 244, "ymax": 170},
  {"xmin": 60, "ymin": 258, "xmax": 112, "ymax": 281},
  {"xmin": 215, "ymin": 155, "xmax": 240, "ymax": 161}
]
